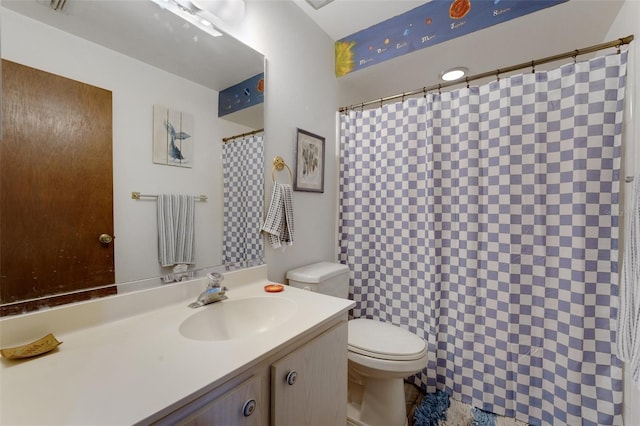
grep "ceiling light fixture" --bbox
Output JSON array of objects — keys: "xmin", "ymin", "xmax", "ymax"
[
  {"xmin": 150, "ymin": 0, "xmax": 245, "ymax": 38},
  {"xmin": 440, "ymin": 67, "xmax": 468, "ymax": 82},
  {"xmin": 50, "ymin": 0, "xmax": 68, "ymax": 11},
  {"xmin": 192, "ymin": 0, "xmax": 245, "ymax": 25}
]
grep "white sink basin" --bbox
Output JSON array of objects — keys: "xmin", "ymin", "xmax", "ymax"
[{"xmin": 179, "ymin": 296, "xmax": 297, "ymax": 341}]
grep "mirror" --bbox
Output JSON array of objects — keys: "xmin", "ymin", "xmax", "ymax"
[{"xmin": 0, "ymin": 0, "xmax": 265, "ymax": 315}]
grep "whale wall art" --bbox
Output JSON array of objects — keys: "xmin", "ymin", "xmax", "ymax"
[{"xmin": 153, "ymin": 105, "xmax": 194, "ymax": 168}]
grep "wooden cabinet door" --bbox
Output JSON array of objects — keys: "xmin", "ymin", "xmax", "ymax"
[
  {"xmin": 180, "ymin": 375, "xmax": 264, "ymax": 426},
  {"xmin": 271, "ymin": 322, "xmax": 348, "ymax": 426},
  {"xmin": 1, "ymin": 59, "xmax": 115, "ymax": 312}
]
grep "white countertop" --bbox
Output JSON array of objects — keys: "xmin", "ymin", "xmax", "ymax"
[{"xmin": 0, "ymin": 265, "xmax": 354, "ymax": 425}]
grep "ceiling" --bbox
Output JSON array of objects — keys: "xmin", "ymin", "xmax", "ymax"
[
  {"xmin": 293, "ymin": 0, "xmax": 427, "ymax": 41},
  {"xmin": 292, "ymin": 0, "xmax": 627, "ymax": 107},
  {"xmin": 1, "ymin": 0, "xmax": 264, "ymax": 91}
]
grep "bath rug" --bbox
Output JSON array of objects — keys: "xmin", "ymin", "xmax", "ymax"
[{"xmin": 413, "ymin": 391, "xmax": 530, "ymax": 426}]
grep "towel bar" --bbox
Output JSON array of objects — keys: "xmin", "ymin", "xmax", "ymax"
[
  {"xmin": 272, "ymin": 156, "xmax": 293, "ymax": 184},
  {"xmin": 131, "ymin": 192, "xmax": 208, "ymax": 201}
]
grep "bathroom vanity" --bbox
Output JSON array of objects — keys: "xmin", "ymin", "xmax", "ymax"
[{"xmin": 0, "ymin": 265, "xmax": 354, "ymax": 425}]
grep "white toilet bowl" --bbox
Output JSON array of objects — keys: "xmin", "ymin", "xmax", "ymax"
[
  {"xmin": 346, "ymin": 319, "xmax": 427, "ymax": 426},
  {"xmin": 286, "ymin": 263, "xmax": 428, "ymax": 426}
]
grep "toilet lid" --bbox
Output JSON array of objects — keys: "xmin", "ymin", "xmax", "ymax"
[{"xmin": 348, "ymin": 319, "xmax": 427, "ymax": 361}]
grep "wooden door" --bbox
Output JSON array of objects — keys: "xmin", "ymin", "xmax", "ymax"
[{"xmin": 1, "ymin": 60, "xmax": 115, "ymax": 314}]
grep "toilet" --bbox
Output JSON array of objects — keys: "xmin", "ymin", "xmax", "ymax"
[{"xmin": 287, "ymin": 262, "xmax": 427, "ymax": 426}]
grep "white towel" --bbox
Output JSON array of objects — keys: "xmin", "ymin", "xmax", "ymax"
[
  {"xmin": 617, "ymin": 177, "xmax": 640, "ymax": 388},
  {"xmin": 261, "ymin": 183, "xmax": 294, "ymax": 248},
  {"xmin": 157, "ymin": 194, "xmax": 196, "ymax": 267}
]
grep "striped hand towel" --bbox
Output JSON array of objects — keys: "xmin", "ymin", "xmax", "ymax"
[
  {"xmin": 261, "ymin": 183, "xmax": 294, "ymax": 249},
  {"xmin": 617, "ymin": 177, "xmax": 640, "ymax": 388},
  {"xmin": 157, "ymin": 194, "xmax": 196, "ymax": 267}
]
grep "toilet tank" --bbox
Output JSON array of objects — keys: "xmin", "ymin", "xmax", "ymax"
[{"xmin": 286, "ymin": 262, "xmax": 350, "ymax": 299}]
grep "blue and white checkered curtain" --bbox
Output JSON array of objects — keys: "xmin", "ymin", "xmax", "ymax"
[
  {"xmin": 339, "ymin": 51, "xmax": 628, "ymax": 426},
  {"xmin": 222, "ymin": 135, "xmax": 264, "ymax": 269}
]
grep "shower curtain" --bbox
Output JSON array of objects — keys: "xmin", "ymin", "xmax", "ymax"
[
  {"xmin": 222, "ymin": 134, "xmax": 264, "ymax": 269},
  {"xmin": 338, "ymin": 51, "xmax": 628, "ymax": 425}
]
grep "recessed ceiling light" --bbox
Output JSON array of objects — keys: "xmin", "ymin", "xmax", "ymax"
[{"xmin": 440, "ymin": 67, "xmax": 468, "ymax": 81}]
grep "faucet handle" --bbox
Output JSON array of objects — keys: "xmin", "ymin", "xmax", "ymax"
[{"xmin": 207, "ymin": 272, "xmax": 224, "ymax": 288}]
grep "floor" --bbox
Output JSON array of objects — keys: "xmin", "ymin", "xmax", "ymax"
[
  {"xmin": 403, "ymin": 382, "xmax": 530, "ymax": 426},
  {"xmin": 404, "ymin": 381, "xmax": 424, "ymax": 426}
]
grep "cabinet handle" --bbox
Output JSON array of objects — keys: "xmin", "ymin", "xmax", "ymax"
[
  {"xmin": 242, "ymin": 399, "xmax": 256, "ymax": 417},
  {"xmin": 285, "ymin": 370, "xmax": 297, "ymax": 386}
]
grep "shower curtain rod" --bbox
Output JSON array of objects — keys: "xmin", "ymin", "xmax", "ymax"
[
  {"xmin": 338, "ymin": 35, "xmax": 634, "ymax": 113},
  {"xmin": 222, "ymin": 128, "xmax": 264, "ymax": 143}
]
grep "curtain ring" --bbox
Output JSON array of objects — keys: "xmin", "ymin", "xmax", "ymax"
[
  {"xmin": 438, "ymin": 84, "xmax": 442, "ymax": 95},
  {"xmin": 465, "ymin": 77, "xmax": 469, "ymax": 88},
  {"xmin": 573, "ymin": 50, "xmax": 579, "ymax": 64},
  {"xmin": 531, "ymin": 60, "xmax": 535, "ymax": 73},
  {"xmin": 423, "ymin": 87, "xmax": 427, "ymax": 98},
  {"xmin": 496, "ymin": 69, "xmax": 500, "ymax": 81},
  {"xmin": 361, "ymin": 103, "xmax": 365, "ymax": 112},
  {"xmin": 617, "ymin": 40, "xmax": 622, "ymax": 54}
]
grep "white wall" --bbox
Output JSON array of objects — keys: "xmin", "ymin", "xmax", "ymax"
[
  {"xmin": 1, "ymin": 8, "xmax": 253, "ymax": 284},
  {"xmin": 222, "ymin": 1, "xmax": 340, "ymax": 283}
]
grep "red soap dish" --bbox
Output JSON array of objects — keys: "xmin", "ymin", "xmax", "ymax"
[{"xmin": 264, "ymin": 284, "xmax": 284, "ymax": 293}]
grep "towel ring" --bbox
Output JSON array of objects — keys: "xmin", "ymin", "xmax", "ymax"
[{"xmin": 272, "ymin": 156, "xmax": 293, "ymax": 183}]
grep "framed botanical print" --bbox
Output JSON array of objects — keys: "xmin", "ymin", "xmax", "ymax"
[{"xmin": 294, "ymin": 128, "xmax": 325, "ymax": 193}]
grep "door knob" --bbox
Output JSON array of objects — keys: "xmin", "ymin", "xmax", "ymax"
[{"xmin": 99, "ymin": 233, "xmax": 113, "ymax": 244}]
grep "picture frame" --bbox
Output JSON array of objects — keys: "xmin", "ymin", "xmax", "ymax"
[
  {"xmin": 294, "ymin": 128, "xmax": 325, "ymax": 193},
  {"xmin": 153, "ymin": 105, "xmax": 193, "ymax": 168}
]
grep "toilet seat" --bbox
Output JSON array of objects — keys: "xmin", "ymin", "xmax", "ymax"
[{"xmin": 348, "ymin": 319, "xmax": 427, "ymax": 361}]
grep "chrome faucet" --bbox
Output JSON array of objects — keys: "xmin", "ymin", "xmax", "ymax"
[{"xmin": 188, "ymin": 272, "xmax": 228, "ymax": 308}]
